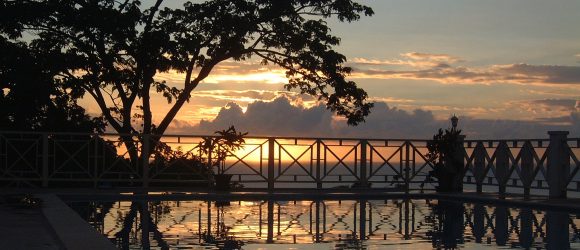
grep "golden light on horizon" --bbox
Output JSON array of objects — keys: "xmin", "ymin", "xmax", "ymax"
[
  {"xmin": 202, "ymin": 70, "xmax": 288, "ymax": 84},
  {"xmin": 154, "ymin": 68, "xmax": 288, "ymax": 86}
]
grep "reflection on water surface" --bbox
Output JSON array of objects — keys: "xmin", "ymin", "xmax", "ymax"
[{"xmin": 67, "ymin": 198, "xmax": 580, "ymax": 249}]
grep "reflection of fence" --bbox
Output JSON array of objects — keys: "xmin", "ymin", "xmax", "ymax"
[
  {"xmin": 67, "ymin": 199, "xmax": 580, "ymax": 249},
  {"xmin": 1, "ymin": 131, "xmax": 578, "ymax": 195}
]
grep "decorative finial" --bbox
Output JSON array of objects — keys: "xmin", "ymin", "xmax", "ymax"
[{"xmin": 451, "ymin": 114, "xmax": 459, "ymax": 129}]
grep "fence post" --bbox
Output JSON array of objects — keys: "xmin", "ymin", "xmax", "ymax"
[
  {"xmin": 360, "ymin": 140, "xmax": 368, "ymax": 188},
  {"xmin": 93, "ymin": 135, "xmax": 99, "ymax": 188},
  {"xmin": 268, "ymin": 138, "xmax": 275, "ymax": 191},
  {"xmin": 520, "ymin": 141, "xmax": 534, "ymax": 198},
  {"xmin": 404, "ymin": 141, "xmax": 410, "ymax": 194},
  {"xmin": 42, "ymin": 133, "xmax": 49, "ymax": 187},
  {"xmin": 495, "ymin": 141, "xmax": 509, "ymax": 196},
  {"xmin": 455, "ymin": 135, "xmax": 466, "ymax": 192},
  {"xmin": 207, "ymin": 138, "xmax": 213, "ymax": 188},
  {"xmin": 473, "ymin": 142, "xmax": 486, "ymax": 193},
  {"xmin": 316, "ymin": 139, "xmax": 322, "ymax": 189},
  {"xmin": 547, "ymin": 131, "xmax": 569, "ymax": 199},
  {"xmin": 142, "ymin": 134, "xmax": 150, "ymax": 188}
]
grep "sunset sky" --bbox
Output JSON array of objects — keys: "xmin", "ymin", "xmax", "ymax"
[{"xmin": 81, "ymin": 0, "xmax": 580, "ymax": 138}]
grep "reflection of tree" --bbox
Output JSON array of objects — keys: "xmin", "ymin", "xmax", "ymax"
[
  {"xmin": 114, "ymin": 202, "xmax": 139, "ymax": 250},
  {"xmin": 68, "ymin": 201, "xmax": 115, "ymax": 234},
  {"xmin": 202, "ymin": 202, "xmax": 244, "ymax": 250},
  {"xmin": 114, "ymin": 202, "xmax": 170, "ymax": 250},
  {"xmin": 430, "ymin": 200, "xmax": 464, "ymax": 249},
  {"xmin": 143, "ymin": 204, "xmax": 170, "ymax": 250},
  {"xmin": 334, "ymin": 232, "xmax": 363, "ymax": 250}
]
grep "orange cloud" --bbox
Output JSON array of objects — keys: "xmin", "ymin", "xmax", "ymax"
[
  {"xmin": 401, "ymin": 52, "xmax": 461, "ymax": 63},
  {"xmin": 348, "ymin": 52, "xmax": 580, "ymax": 85},
  {"xmin": 155, "ymin": 61, "xmax": 288, "ymax": 85},
  {"xmin": 350, "ymin": 63, "xmax": 580, "ymax": 85},
  {"xmin": 351, "ymin": 52, "xmax": 460, "ymax": 69},
  {"xmin": 202, "ymin": 69, "xmax": 287, "ymax": 84}
]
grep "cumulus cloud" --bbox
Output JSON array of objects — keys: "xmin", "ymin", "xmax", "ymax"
[
  {"xmin": 349, "ymin": 53, "xmax": 580, "ymax": 85},
  {"xmin": 189, "ymin": 97, "xmax": 334, "ymax": 137},
  {"xmin": 190, "ymin": 90, "xmax": 315, "ymax": 105},
  {"xmin": 169, "ymin": 96, "xmax": 579, "ymax": 139},
  {"xmin": 193, "ymin": 90, "xmax": 276, "ymax": 102}
]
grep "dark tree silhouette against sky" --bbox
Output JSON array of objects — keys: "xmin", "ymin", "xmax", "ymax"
[
  {"xmin": 0, "ymin": 34, "xmax": 105, "ymax": 132},
  {"xmin": 1, "ymin": 0, "xmax": 373, "ymax": 164}
]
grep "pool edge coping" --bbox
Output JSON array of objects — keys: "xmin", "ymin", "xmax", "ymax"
[{"xmin": 38, "ymin": 194, "xmax": 117, "ymax": 250}]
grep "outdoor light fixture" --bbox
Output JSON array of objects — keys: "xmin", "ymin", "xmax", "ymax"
[{"xmin": 451, "ymin": 114, "xmax": 459, "ymax": 129}]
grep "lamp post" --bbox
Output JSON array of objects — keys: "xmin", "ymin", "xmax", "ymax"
[{"xmin": 451, "ymin": 114, "xmax": 459, "ymax": 131}]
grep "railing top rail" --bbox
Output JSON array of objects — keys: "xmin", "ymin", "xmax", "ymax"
[{"xmin": 0, "ymin": 130, "xmax": 577, "ymax": 143}]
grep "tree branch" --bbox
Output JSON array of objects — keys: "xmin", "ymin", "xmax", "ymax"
[
  {"xmin": 155, "ymin": 61, "xmax": 217, "ymax": 135},
  {"xmin": 83, "ymin": 85, "xmax": 124, "ymax": 132},
  {"xmin": 143, "ymin": 0, "xmax": 163, "ymax": 33}
]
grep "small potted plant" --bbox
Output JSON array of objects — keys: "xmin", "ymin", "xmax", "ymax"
[
  {"xmin": 198, "ymin": 126, "xmax": 247, "ymax": 191},
  {"xmin": 150, "ymin": 142, "xmax": 212, "ymax": 187},
  {"xmin": 426, "ymin": 115, "xmax": 465, "ymax": 192}
]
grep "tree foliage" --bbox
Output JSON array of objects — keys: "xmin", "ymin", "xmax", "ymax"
[
  {"xmin": 426, "ymin": 125, "xmax": 464, "ymax": 192},
  {"xmin": 426, "ymin": 128, "xmax": 463, "ymax": 168},
  {"xmin": 1, "ymin": 0, "xmax": 373, "ymax": 162},
  {"xmin": 198, "ymin": 126, "xmax": 247, "ymax": 175},
  {"xmin": 0, "ymin": 36, "xmax": 105, "ymax": 132}
]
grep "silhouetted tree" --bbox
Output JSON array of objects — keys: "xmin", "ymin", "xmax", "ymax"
[
  {"xmin": 0, "ymin": 37, "xmax": 105, "ymax": 132},
  {"xmin": 1, "ymin": 0, "xmax": 373, "ymax": 166}
]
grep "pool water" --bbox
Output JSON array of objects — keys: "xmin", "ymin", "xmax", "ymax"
[{"xmin": 66, "ymin": 198, "xmax": 580, "ymax": 249}]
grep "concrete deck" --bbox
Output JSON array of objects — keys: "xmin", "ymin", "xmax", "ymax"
[
  {"xmin": 0, "ymin": 193, "xmax": 117, "ymax": 250},
  {"xmin": 0, "ymin": 195, "xmax": 63, "ymax": 250}
]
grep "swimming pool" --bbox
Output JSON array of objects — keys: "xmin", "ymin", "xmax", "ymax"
[{"xmin": 66, "ymin": 197, "xmax": 580, "ymax": 249}]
